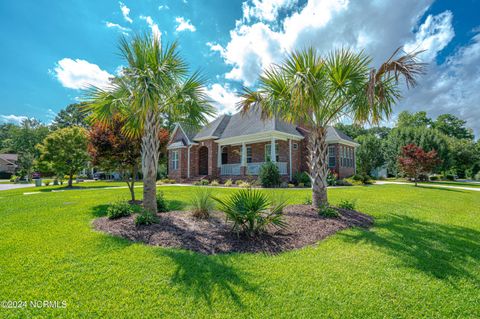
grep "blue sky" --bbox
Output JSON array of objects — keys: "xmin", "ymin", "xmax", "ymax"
[{"xmin": 0, "ymin": 0, "xmax": 479, "ymax": 135}]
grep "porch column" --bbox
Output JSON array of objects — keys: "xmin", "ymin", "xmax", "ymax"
[
  {"xmin": 241, "ymin": 142, "xmax": 247, "ymax": 176},
  {"xmin": 289, "ymin": 139, "xmax": 292, "ymax": 180},
  {"xmin": 217, "ymin": 143, "xmax": 222, "ymax": 168},
  {"xmin": 270, "ymin": 137, "xmax": 276, "ymax": 162}
]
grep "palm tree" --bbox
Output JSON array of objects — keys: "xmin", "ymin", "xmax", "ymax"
[
  {"xmin": 85, "ymin": 34, "xmax": 215, "ymax": 213},
  {"xmin": 239, "ymin": 47, "xmax": 425, "ymax": 208}
]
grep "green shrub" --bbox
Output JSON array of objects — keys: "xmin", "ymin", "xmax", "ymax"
[
  {"xmin": 200, "ymin": 179, "xmax": 209, "ymax": 185},
  {"xmin": 344, "ymin": 178, "xmax": 363, "ymax": 186},
  {"xmin": 43, "ymin": 179, "xmax": 52, "ymax": 186},
  {"xmin": 445, "ymin": 174, "xmax": 455, "ymax": 181},
  {"xmin": 156, "ymin": 191, "xmax": 168, "ymax": 212},
  {"xmin": 475, "ymin": 172, "xmax": 480, "ymax": 181},
  {"xmin": 190, "ymin": 188, "xmax": 215, "ymax": 218},
  {"xmin": 303, "ymin": 196, "xmax": 312, "ymax": 205},
  {"xmin": 134, "ymin": 209, "xmax": 159, "ymax": 226},
  {"xmin": 293, "ymin": 171, "xmax": 311, "ymax": 187},
  {"xmin": 351, "ymin": 173, "xmax": 372, "ymax": 184},
  {"xmin": 224, "ymin": 179, "xmax": 233, "ymax": 187},
  {"xmin": 210, "ymin": 179, "xmax": 220, "ymax": 186},
  {"xmin": 288, "ymin": 183, "xmax": 295, "ymax": 188},
  {"xmin": 239, "ymin": 182, "xmax": 251, "ymax": 188},
  {"xmin": 212, "ymin": 188, "xmax": 287, "ymax": 237},
  {"xmin": 107, "ymin": 201, "xmax": 136, "ymax": 219},
  {"xmin": 10, "ymin": 175, "xmax": 18, "ymax": 183},
  {"xmin": 338, "ymin": 199, "xmax": 356, "ymax": 210},
  {"xmin": 318, "ymin": 205, "xmax": 339, "ymax": 218},
  {"xmin": 429, "ymin": 175, "xmax": 439, "ymax": 181},
  {"xmin": 335, "ymin": 179, "xmax": 353, "ymax": 186},
  {"xmin": 327, "ymin": 170, "xmax": 337, "ymax": 186},
  {"xmin": 298, "ymin": 182, "xmax": 305, "ymax": 188},
  {"xmin": 259, "ymin": 161, "xmax": 281, "ymax": 188}
]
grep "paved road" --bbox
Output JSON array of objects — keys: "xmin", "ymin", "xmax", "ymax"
[
  {"xmin": 375, "ymin": 181, "xmax": 480, "ymax": 192},
  {"xmin": 0, "ymin": 183, "xmax": 35, "ymax": 191}
]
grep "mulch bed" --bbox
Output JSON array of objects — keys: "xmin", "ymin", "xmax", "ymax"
[{"xmin": 93, "ymin": 205, "xmax": 373, "ymax": 255}]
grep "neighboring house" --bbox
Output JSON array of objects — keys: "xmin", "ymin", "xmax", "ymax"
[
  {"xmin": 0, "ymin": 153, "xmax": 18, "ymax": 176},
  {"xmin": 167, "ymin": 108, "xmax": 358, "ymax": 182}
]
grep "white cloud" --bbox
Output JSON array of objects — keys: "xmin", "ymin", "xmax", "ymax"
[
  {"xmin": 400, "ymin": 30, "xmax": 480, "ymax": 136},
  {"xmin": 404, "ymin": 11, "xmax": 454, "ymax": 62},
  {"xmin": 175, "ymin": 17, "xmax": 196, "ymax": 32},
  {"xmin": 52, "ymin": 58, "xmax": 113, "ymax": 90},
  {"xmin": 140, "ymin": 15, "xmax": 162, "ymax": 41},
  {"xmin": 242, "ymin": 0, "xmax": 297, "ymax": 22},
  {"xmin": 119, "ymin": 2, "xmax": 133, "ymax": 23},
  {"xmin": 206, "ymin": 42, "xmax": 226, "ymax": 55},
  {"xmin": 0, "ymin": 114, "xmax": 28, "ymax": 124},
  {"xmin": 205, "ymin": 83, "xmax": 241, "ymax": 114},
  {"xmin": 105, "ymin": 21, "xmax": 130, "ymax": 34},
  {"xmin": 158, "ymin": 5, "xmax": 169, "ymax": 10}
]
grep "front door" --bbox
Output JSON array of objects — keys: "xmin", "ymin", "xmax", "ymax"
[{"xmin": 198, "ymin": 146, "xmax": 209, "ymax": 175}]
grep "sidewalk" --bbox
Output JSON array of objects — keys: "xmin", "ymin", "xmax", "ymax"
[{"xmin": 375, "ymin": 181, "xmax": 480, "ymax": 192}]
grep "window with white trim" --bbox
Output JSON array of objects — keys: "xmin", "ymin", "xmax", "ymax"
[
  {"xmin": 328, "ymin": 146, "xmax": 336, "ymax": 167},
  {"xmin": 246, "ymin": 146, "xmax": 252, "ymax": 163},
  {"xmin": 265, "ymin": 143, "xmax": 279, "ymax": 162},
  {"xmin": 171, "ymin": 150, "xmax": 179, "ymax": 170},
  {"xmin": 293, "ymin": 143, "xmax": 298, "ymax": 150}
]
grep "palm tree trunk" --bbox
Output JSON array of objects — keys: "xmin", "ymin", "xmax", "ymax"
[
  {"xmin": 308, "ymin": 127, "xmax": 329, "ymax": 208},
  {"xmin": 141, "ymin": 110, "xmax": 160, "ymax": 213}
]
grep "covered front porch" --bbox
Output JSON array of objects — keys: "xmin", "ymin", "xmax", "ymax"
[{"xmin": 215, "ymin": 132, "xmax": 302, "ymax": 180}]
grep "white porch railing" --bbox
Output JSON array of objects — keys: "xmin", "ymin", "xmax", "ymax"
[
  {"xmin": 220, "ymin": 162, "xmax": 288, "ymax": 175},
  {"xmin": 220, "ymin": 163, "xmax": 241, "ymax": 176}
]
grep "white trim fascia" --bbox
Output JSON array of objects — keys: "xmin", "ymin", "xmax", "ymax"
[
  {"xmin": 326, "ymin": 139, "xmax": 360, "ymax": 147},
  {"xmin": 216, "ymin": 130, "xmax": 303, "ymax": 146},
  {"xmin": 194, "ymin": 135, "xmax": 218, "ymax": 141},
  {"xmin": 167, "ymin": 123, "xmax": 180, "ymax": 145},
  {"xmin": 168, "ymin": 122, "xmax": 196, "ymax": 146},
  {"xmin": 167, "ymin": 144, "xmax": 187, "ymax": 150}
]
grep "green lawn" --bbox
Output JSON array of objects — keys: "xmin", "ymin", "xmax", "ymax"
[{"xmin": 1, "ymin": 184, "xmax": 479, "ymax": 318}]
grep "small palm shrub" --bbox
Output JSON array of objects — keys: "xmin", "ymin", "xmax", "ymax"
[
  {"xmin": 212, "ymin": 188, "xmax": 287, "ymax": 237},
  {"xmin": 135, "ymin": 209, "xmax": 159, "ymax": 226},
  {"xmin": 235, "ymin": 179, "xmax": 244, "ymax": 186},
  {"xmin": 107, "ymin": 201, "xmax": 137, "ymax": 219},
  {"xmin": 259, "ymin": 161, "xmax": 281, "ymax": 188},
  {"xmin": 239, "ymin": 181, "xmax": 250, "ymax": 188},
  {"xmin": 156, "ymin": 191, "xmax": 168, "ymax": 212},
  {"xmin": 318, "ymin": 205, "xmax": 339, "ymax": 218},
  {"xmin": 190, "ymin": 188, "xmax": 215, "ymax": 218},
  {"xmin": 338, "ymin": 199, "xmax": 356, "ymax": 210},
  {"xmin": 288, "ymin": 183, "xmax": 295, "ymax": 188},
  {"xmin": 210, "ymin": 179, "xmax": 220, "ymax": 186},
  {"xmin": 224, "ymin": 179, "xmax": 233, "ymax": 187}
]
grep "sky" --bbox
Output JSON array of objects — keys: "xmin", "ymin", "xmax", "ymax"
[{"xmin": 0, "ymin": 0, "xmax": 479, "ymax": 136}]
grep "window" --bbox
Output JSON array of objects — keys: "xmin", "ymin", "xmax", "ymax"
[
  {"xmin": 246, "ymin": 146, "xmax": 252, "ymax": 163},
  {"xmin": 171, "ymin": 150, "xmax": 179, "ymax": 170},
  {"xmin": 265, "ymin": 143, "xmax": 279, "ymax": 162},
  {"xmin": 328, "ymin": 146, "xmax": 336, "ymax": 167},
  {"xmin": 293, "ymin": 143, "xmax": 298, "ymax": 150}
]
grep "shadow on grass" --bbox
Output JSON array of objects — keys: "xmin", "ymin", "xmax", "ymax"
[
  {"xmin": 158, "ymin": 250, "xmax": 261, "ymax": 308},
  {"xmin": 417, "ymin": 185, "xmax": 466, "ymax": 193},
  {"xmin": 90, "ymin": 204, "xmax": 110, "ymax": 218},
  {"xmin": 340, "ymin": 214, "xmax": 480, "ymax": 283},
  {"xmin": 35, "ymin": 185, "xmax": 128, "ymax": 193}
]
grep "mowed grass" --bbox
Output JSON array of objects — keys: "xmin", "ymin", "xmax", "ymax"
[{"xmin": 0, "ymin": 184, "xmax": 479, "ymax": 318}]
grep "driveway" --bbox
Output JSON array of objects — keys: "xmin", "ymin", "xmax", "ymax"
[
  {"xmin": 0, "ymin": 183, "xmax": 35, "ymax": 191},
  {"xmin": 375, "ymin": 181, "xmax": 480, "ymax": 192}
]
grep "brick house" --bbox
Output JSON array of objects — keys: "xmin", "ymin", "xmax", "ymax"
[{"xmin": 167, "ymin": 108, "xmax": 358, "ymax": 182}]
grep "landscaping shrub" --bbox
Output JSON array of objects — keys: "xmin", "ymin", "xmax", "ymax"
[
  {"xmin": 429, "ymin": 175, "xmax": 439, "ymax": 181},
  {"xmin": 9, "ymin": 175, "xmax": 18, "ymax": 183},
  {"xmin": 345, "ymin": 178, "xmax": 363, "ymax": 186},
  {"xmin": 318, "ymin": 205, "xmax": 339, "ymax": 218},
  {"xmin": 338, "ymin": 199, "xmax": 356, "ymax": 210},
  {"xmin": 239, "ymin": 182, "xmax": 251, "ymax": 188},
  {"xmin": 298, "ymin": 182, "xmax": 305, "ymax": 188},
  {"xmin": 107, "ymin": 201, "xmax": 137, "ymax": 219},
  {"xmin": 445, "ymin": 173, "xmax": 455, "ymax": 181},
  {"xmin": 224, "ymin": 179, "xmax": 233, "ymax": 187},
  {"xmin": 288, "ymin": 183, "xmax": 295, "ymax": 188},
  {"xmin": 280, "ymin": 182, "xmax": 288, "ymax": 188},
  {"xmin": 335, "ymin": 179, "xmax": 353, "ymax": 186},
  {"xmin": 156, "ymin": 191, "xmax": 168, "ymax": 212},
  {"xmin": 212, "ymin": 188, "xmax": 287, "ymax": 236},
  {"xmin": 200, "ymin": 179, "xmax": 209, "ymax": 185},
  {"xmin": 134, "ymin": 209, "xmax": 159, "ymax": 226},
  {"xmin": 235, "ymin": 179, "xmax": 244, "ymax": 186},
  {"xmin": 303, "ymin": 196, "xmax": 312, "ymax": 205},
  {"xmin": 293, "ymin": 171, "xmax": 311, "ymax": 187},
  {"xmin": 190, "ymin": 188, "xmax": 215, "ymax": 218},
  {"xmin": 475, "ymin": 172, "xmax": 480, "ymax": 181},
  {"xmin": 351, "ymin": 173, "xmax": 372, "ymax": 184},
  {"xmin": 327, "ymin": 170, "xmax": 337, "ymax": 186},
  {"xmin": 210, "ymin": 179, "xmax": 220, "ymax": 186},
  {"xmin": 259, "ymin": 161, "xmax": 281, "ymax": 188},
  {"xmin": 43, "ymin": 179, "xmax": 52, "ymax": 186}
]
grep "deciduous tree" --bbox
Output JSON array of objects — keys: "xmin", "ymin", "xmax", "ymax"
[{"xmin": 398, "ymin": 144, "xmax": 440, "ymax": 186}]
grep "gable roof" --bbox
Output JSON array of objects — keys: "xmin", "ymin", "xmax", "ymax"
[{"xmin": 326, "ymin": 127, "xmax": 356, "ymax": 143}]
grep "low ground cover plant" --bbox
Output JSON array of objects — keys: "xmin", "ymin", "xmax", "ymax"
[
  {"xmin": 156, "ymin": 191, "xmax": 168, "ymax": 212},
  {"xmin": 134, "ymin": 209, "xmax": 159, "ymax": 226},
  {"xmin": 212, "ymin": 188, "xmax": 287, "ymax": 236},
  {"xmin": 338, "ymin": 199, "xmax": 357, "ymax": 210},
  {"xmin": 107, "ymin": 201, "xmax": 138, "ymax": 219},
  {"xmin": 318, "ymin": 205, "xmax": 340, "ymax": 218}
]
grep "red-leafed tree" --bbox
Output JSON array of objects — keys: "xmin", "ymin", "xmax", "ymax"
[
  {"xmin": 88, "ymin": 118, "xmax": 142, "ymax": 201},
  {"xmin": 398, "ymin": 144, "xmax": 440, "ymax": 186}
]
